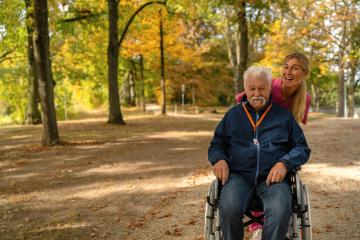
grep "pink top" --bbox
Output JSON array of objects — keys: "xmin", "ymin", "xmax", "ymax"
[{"xmin": 236, "ymin": 78, "xmax": 311, "ymax": 124}]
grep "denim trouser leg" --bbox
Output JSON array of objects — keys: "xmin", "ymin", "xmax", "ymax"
[
  {"xmin": 256, "ymin": 182, "xmax": 292, "ymax": 240},
  {"xmin": 219, "ymin": 174, "xmax": 254, "ymax": 240}
]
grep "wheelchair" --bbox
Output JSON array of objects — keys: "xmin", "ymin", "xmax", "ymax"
[{"xmin": 204, "ymin": 167, "xmax": 312, "ymax": 240}]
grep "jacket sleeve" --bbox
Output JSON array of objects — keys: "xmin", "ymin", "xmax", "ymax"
[
  {"xmin": 279, "ymin": 117, "xmax": 311, "ymax": 171},
  {"xmin": 208, "ymin": 112, "xmax": 230, "ymax": 166}
]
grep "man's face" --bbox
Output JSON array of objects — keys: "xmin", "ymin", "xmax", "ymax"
[{"xmin": 244, "ymin": 77, "xmax": 271, "ymax": 111}]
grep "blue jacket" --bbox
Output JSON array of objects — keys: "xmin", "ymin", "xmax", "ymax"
[{"xmin": 208, "ymin": 99, "xmax": 311, "ymax": 186}]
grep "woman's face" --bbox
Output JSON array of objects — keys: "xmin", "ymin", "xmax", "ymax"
[{"xmin": 281, "ymin": 58, "xmax": 307, "ymax": 88}]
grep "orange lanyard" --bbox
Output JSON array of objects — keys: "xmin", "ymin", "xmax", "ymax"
[{"xmin": 242, "ymin": 103, "xmax": 272, "ymax": 133}]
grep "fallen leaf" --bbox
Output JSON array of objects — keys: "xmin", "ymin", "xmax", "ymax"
[
  {"xmin": 165, "ymin": 227, "xmax": 183, "ymax": 236},
  {"xmin": 324, "ymin": 224, "xmax": 335, "ymax": 232},
  {"xmin": 158, "ymin": 213, "xmax": 172, "ymax": 219},
  {"xmin": 126, "ymin": 220, "xmax": 144, "ymax": 229},
  {"xmin": 185, "ymin": 219, "xmax": 196, "ymax": 225}
]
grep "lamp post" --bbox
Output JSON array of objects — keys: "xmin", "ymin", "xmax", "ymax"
[{"xmin": 181, "ymin": 84, "xmax": 185, "ymax": 112}]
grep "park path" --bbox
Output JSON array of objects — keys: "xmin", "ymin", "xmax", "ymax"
[{"xmin": 0, "ymin": 113, "xmax": 359, "ymax": 240}]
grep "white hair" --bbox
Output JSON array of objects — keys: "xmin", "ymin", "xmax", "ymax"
[{"xmin": 243, "ymin": 66, "xmax": 272, "ymax": 89}]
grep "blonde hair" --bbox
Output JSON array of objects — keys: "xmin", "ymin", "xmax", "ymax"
[{"xmin": 283, "ymin": 52, "xmax": 309, "ymax": 123}]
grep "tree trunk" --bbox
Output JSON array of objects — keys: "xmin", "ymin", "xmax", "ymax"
[
  {"xmin": 129, "ymin": 69, "xmax": 136, "ymax": 106},
  {"xmin": 315, "ymin": 82, "xmax": 320, "ymax": 112},
  {"xmin": 191, "ymin": 78, "xmax": 196, "ymax": 106},
  {"xmin": 225, "ymin": 22, "xmax": 240, "ymax": 96},
  {"xmin": 310, "ymin": 82, "xmax": 320, "ymax": 112},
  {"xmin": 238, "ymin": 0, "xmax": 248, "ymax": 93},
  {"xmin": 33, "ymin": 0, "xmax": 59, "ymax": 146},
  {"xmin": 337, "ymin": 52, "xmax": 345, "ymax": 117},
  {"xmin": 225, "ymin": 2, "xmax": 248, "ymax": 98},
  {"xmin": 159, "ymin": 10, "xmax": 166, "ymax": 115},
  {"xmin": 123, "ymin": 70, "xmax": 130, "ymax": 106},
  {"xmin": 139, "ymin": 54, "xmax": 146, "ymax": 111},
  {"xmin": 130, "ymin": 72, "xmax": 136, "ymax": 106},
  {"xmin": 233, "ymin": 66, "xmax": 240, "ymax": 95},
  {"xmin": 336, "ymin": 11, "xmax": 348, "ymax": 118},
  {"xmin": 107, "ymin": 0, "xmax": 125, "ymax": 124},
  {"xmin": 129, "ymin": 61, "xmax": 137, "ymax": 107},
  {"xmin": 24, "ymin": 0, "xmax": 42, "ymax": 125},
  {"xmin": 348, "ymin": 65, "xmax": 355, "ymax": 117},
  {"xmin": 348, "ymin": 28, "xmax": 359, "ymax": 118}
]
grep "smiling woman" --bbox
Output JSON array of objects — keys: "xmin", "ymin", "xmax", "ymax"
[{"xmin": 280, "ymin": 53, "xmax": 311, "ymax": 123}]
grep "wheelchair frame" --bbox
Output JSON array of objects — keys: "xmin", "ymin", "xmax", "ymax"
[{"xmin": 204, "ymin": 167, "xmax": 312, "ymax": 240}]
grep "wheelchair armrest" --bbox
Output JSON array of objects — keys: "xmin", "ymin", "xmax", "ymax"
[
  {"xmin": 214, "ymin": 178, "xmax": 222, "ymax": 202},
  {"xmin": 292, "ymin": 166, "xmax": 303, "ymax": 205},
  {"xmin": 207, "ymin": 178, "xmax": 221, "ymax": 206},
  {"xmin": 215, "ymin": 178, "xmax": 222, "ymax": 191},
  {"xmin": 290, "ymin": 165, "xmax": 302, "ymax": 174}
]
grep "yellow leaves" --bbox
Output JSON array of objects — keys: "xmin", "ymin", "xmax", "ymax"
[
  {"xmin": 258, "ymin": 20, "xmax": 301, "ymax": 76},
  {"xmin": 121, "ymin": 6, "xmax": 204, "ymax": 71},
  {"xmin": 72, "ymin": 0, "xmax": 107, "ymax": 13},
  {"xmin": 300, "ymin": 28, "xmax": 309, "ymax": 35},
  {"xmin": 318, "ymin": 63, "xmax": 330, "ymax": 75},
  {"xmin": 120, "ymin": 0, "xmax": 144, "ymax": 8}
]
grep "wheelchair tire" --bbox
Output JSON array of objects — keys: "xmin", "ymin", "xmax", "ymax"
[
  {"xmin": 301, "ymin": 184, "xmax": 312, "ymax": 240},
  {"xmin": 205, "ymin": 181, "xmax": 215, "ymax": 240},
  {"xmin": 287, "ymin": 213, "xmax": 301, "ymax": 240},
  {"xmin": 204, "ymin": 180, "xmax": 222, "ymax": 240}
]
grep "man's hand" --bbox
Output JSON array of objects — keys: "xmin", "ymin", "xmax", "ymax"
[
  {"xmin": 213, "ymin": 160, "xmax": 229, "ymax": 185},
  {"xmin": 266, "ymin": 162, "xmax": 288, "ymax": 186}
]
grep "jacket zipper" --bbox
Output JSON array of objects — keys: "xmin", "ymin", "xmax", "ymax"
[{"xmin": 255, "ymin": 112, "xmax": 260, "ymax": 186}]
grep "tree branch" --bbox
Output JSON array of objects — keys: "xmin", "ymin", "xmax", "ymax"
[
  {"xmin": 355, "ymin": 78, "xmax": 360, "ymax": 90},
  {"xmin": 117, "ymin": 1, "xmax": 167, "ymax": 49},
  {"xmin": 0, "ymin": 50, "xmax": 14, "ymax": 61},
  {"xmin": 59, "ymin": 12, "xmax": 104, "ymax": 23}
]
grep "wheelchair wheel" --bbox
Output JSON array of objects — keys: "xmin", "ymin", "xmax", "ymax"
[
  {"xmin": 204, "ymin": 180, "xmax": 222, "ymax": 240},
  {"xmin": 301, "ymin": 184, "xmax": 312, "ymax": 240},
  {"xmin": 288, "ymin": 185, "xmax": 312, "ymax": 240},
  {"xmin": 205, "ymin": 180, "xmax": 215, "ymax": 240},
  {"xmin": 287, "ymin": 213, "xmax": 301, "ymax": 240}
]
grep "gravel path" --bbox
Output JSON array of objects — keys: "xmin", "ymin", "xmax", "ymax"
[{"xmin": 0, "ymin": 114, "xmax": 359, "ymax": 239}]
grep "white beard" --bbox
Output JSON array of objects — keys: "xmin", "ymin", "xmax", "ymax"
[{"xmin": 250, "ymin": 97, "xmax": 266, "ymax": 106}]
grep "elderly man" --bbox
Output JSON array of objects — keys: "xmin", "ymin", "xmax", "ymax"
[{"xmin": 208, "ymin": 66, "xmax": 310, "ymax": 240}]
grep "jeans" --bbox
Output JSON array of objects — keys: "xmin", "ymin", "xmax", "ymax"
[{"xmin": 219, "ymin": 173, "xmax": 292, "ymax": 240}]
